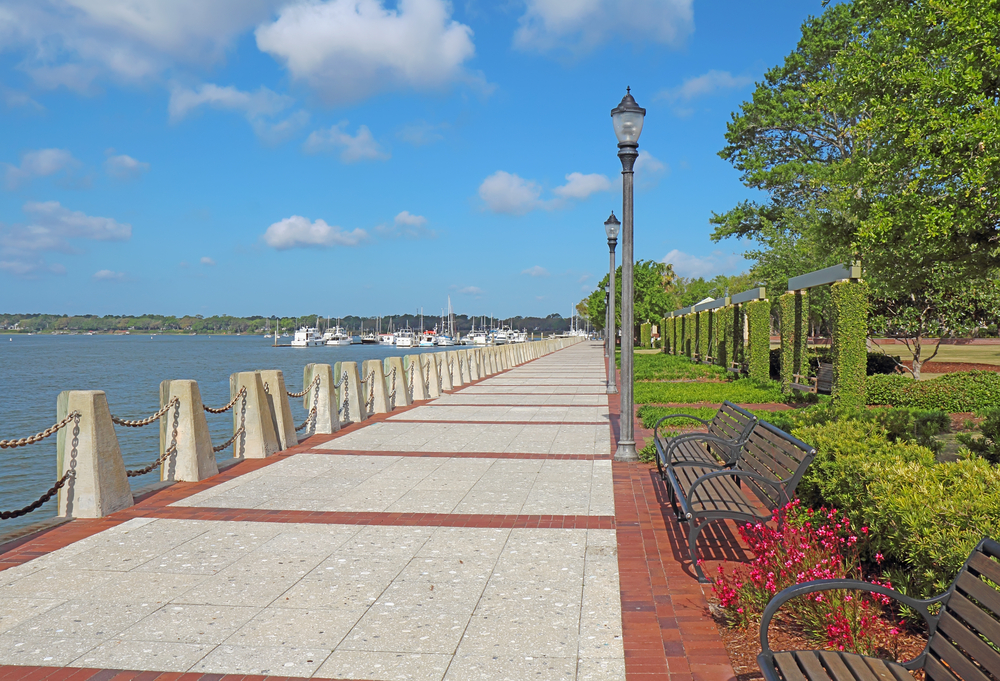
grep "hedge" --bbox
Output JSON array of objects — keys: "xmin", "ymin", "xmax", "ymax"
[
  {"xmin": 793, "ymin": 418, "xmax": 1000, "ymax": 596},
  {"xmin": 746, "ymin": 299, "xmax": 770, "ymax": 383},
  {"xmin": 867, "ymin": 371, "xmax": 1000, "ymax": 412},
  {"xmin": 634, "ymin": 378, "xmax": 784, "ymax": 405},
  {"xmin": 779, "ymin": 292, "xmax": 796, "ymax": 387},
  {"xmin": 717, "ymin": 305, "xmax": 734, "ymax": 368},
  {"xmin": 698, "ymin": 310, "xmax": 709, "ymax": 361},
  {"xmin": 640, "ymin": 323, "xmax": 651, "ymax": 348},
  {"xmin": 830, "ymin": 280, "xmax": 868, "ymax": 409}
]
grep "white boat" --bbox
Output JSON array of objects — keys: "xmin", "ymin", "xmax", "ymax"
[
  {"xmin": 418, "ymin": 332, "xmax": 436, "ymax": 347},
  {"xmin": 512, "ymin": 330, "xmax": 528, "ymax": 343},
  {"xmin": 361, "ymin": 331, "xmax": 378, "ymax": 344},
  {"xmin": 323, "ymin": 326, "xmax": 351, "ymax": 346},
  {"xmin": 378, "ymin": 333, "xmax": 395, "ymax": 345},
  {"xmin": 469, "ymin": 331, "xmax": 488, "ymax": 346},
  {"xmin": 494, "ymin": 327, "xmax": 511, "ymax": 345},
  {"xmin": 291, "ymin": 327, "xmax": 324, "ymax": 347},
  {"xmin": 435, "ymin": 335, "xmax": 455, "ymax": 346},
  {"xmin": 394, "ymin": 328, "xmax": 415, "ymax": 348}
]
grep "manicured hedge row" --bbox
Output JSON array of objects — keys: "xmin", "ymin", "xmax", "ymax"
[{"xmin": 866, "ymin": 371, "xmax": 1000, "ymax": 412}]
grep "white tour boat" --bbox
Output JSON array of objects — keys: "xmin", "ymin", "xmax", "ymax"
[
  {"xmin": 291, "ymin": 327, "xmax": 324, "ymax": 347},
  {"xmin": 394, "ymin": 328, "xmax": 416, "ymax": 348},
  {"xmin": 379, "ymin": 333, "xmax": 395, "ymax": 345},
  {"xmin": 323, "ymin": 326, "xmax": 351, "ymax": 346},
  {"xmin": 435, "ymin": 334, "xmax": 455, "ymax": 346}
]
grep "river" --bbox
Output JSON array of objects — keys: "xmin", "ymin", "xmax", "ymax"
[{"xmin": 0, "ymin": 334, "xmax": 455, "ymax": 536}]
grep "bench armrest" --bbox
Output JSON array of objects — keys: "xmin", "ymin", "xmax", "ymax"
[
  {"xmin": 758, "ymin": 579, "xmax": 948, "ymax": 672},
  {"xmin": 662, "ymin": 433, "xmax": 744, "ymax": 467}
]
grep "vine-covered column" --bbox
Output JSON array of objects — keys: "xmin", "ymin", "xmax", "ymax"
[
  {"xmin": 716, "ymin": 306, "xmax": 733, "ymax": 368},
  {"xmin": 794, "ymin": 290, "xmax": 809, "ymax": 381},
  {"xmin": 698, "ymin": 310, "xmax": 709, "ymax": 362},
  {"xmin": 831, "ymin": 280, "xmax": 868, "ymax": 409},
  {"xmin": 779, "ymin": 292, "xmax": 796, "ymax": 387},
  {"xmin": 746, "ymin": 299, "xmax": 770, "ymax": 383}
]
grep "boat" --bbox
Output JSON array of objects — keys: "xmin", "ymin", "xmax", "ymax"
[
  {"xmin": 361, "ymin": 330, "xmax": 378, "ymax": 344},
  {"xmin": 435, "ymin": 334, "xmax": 455, "ymax": 346},
  {"xmin": 323, "ymin": 326, "xmax": 351, "ymax": 346},
  {"xmin": 291, "ymin": 327, "xmax": 324, "ymax": 347},
  {"xmin": 394, "ymin": 328, "xmax": 415, "ymax": 348},
  {"xmin": 378, "ymin": 333, "xmax": 395, "ymax": 345},
  {"xmin": 419, "ymin": 331, "xmax": 436, "ymax": 347},
  {"xmin": 512, "ymin": 330, "xmax": 528, "ymax": 343},
  {"xmin": 470, "ymin": 331, "xmax": 488, "ymax": 345},
  {"xmin": 494, "ymin": 326, "xmax": 511, "ymax": 345}
]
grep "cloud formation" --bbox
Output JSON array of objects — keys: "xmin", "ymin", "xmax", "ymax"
[
  {"xmin": 478, "ymin": 171, "xmax": 543, "ymax": 215},
  {"xmin": 262, "ymin": 215, "xmax": 368, "ymax": 250},
  {"xmin": 105, "ymin": 153, "xmax": 150, "ymax": 180},
  {"xmin": 376, "ymin": 210, "xmax": 436, "ymax": 239},
  {"xmin": 660, "ymin": 70, "xmax": 754, "ymax": 102},
  {"xmin": 200, "ymin": 256, "xmax": 215, "ymax": 266},
  {"xmin": 93, "ymin": 269, "xmax": 125, "ymax": 281},
  {"xmin": 4, "ymin": 148, "xmax": 80, "ymax": 189},
  {"xmin": 522, "ymin": 265, "xmax": 549, "ymax": 277},
  {"xmin": 552, "ymin": 172, "xmax": 612, "ymax": 200},
  {"xmin": 662, "ymin": 248, "xmax": 744, "ymax": 279},
  {"xmin": 168, "ymin": 83, "xmax": 307, "ymax": 143},
  {"xmin": 457, "ymin": 285, "xmax": 483, "ymax": 296},
  {"xmin": 303, "ymin": 122, "xmax": 389, "ymax": 162},
  {"xmin": 255, "ymin": 0, "xmax": 476, "ymax": 105},
  {"xmin": 397, "ymin": 120, "xmax": 447, "ymax": 146},
  {"xmin": 515, "ymin": 0, "xmax": 693, "ymax": 55}
]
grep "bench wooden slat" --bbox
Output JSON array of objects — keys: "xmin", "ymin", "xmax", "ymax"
[
  {"xmin": 925, "ymin": 654, "xmax": 962, "ymax": 681},
  {"xmin": 775, "ymin": 653, "xmax": 810, "ymax": 681},
  {"xmin": 818, "ymin": 652, "xmax": 855, "ymax": 681},
  {"xmin": 956, "ymin": 569, "xmax": 1000, "ymax": 621},
  {"xmin": 945, "ymin": 591, "xmax": 1000, "ymax": 662},
  {"xmin": 863, "ymin": 657, "xmax": 904, "ymax": 681},
  {"xmin": 967, "ymin": 552, "xmax": 1000, "ymax": 602},
  {"xmin": 930, "ymin": 631, "xmax": 993, "ymax": 681},
  {"xmin": 796, "ymin": 651, "xmax": 833, "ymax": 681},
  {"xmin": 937, "ymin": 610, "xmax": 1000, "ymax": 678}
]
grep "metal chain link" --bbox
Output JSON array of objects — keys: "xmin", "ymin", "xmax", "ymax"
[
  {"xmin": 204, "ymin": 386, "xmax": 246, "ymax": 414},
  {"xmin": 339, "ymin": 380, "xmax": 350, "ymax": 422},
  {"xmin": 388, "ymin": 367, "xmax": 397, "ymax": 409},
  {"xmin": 287, "ymin": 375, "xmax": 320, "ymax": 399},
  {"xmin": 333, "ymin": 370, "xmax": 346, "ymax": 389},
  {"xmin": 213, "ymin": 425, "xmax": 244, "ymax": 453},
  {"xmin": 424, "ymin": 360, "xmax": 431, "ymax": 392},
  {"xmin": 364, "ymin": 369, "xmax": 376, "ymax": 413},
  {"xmin": 0, "ymin": 411, "xmax": 79, "ymax": 449},
  {"xmin": 126, "ymin": 399, "xmax": 180, "ymax": 477},
  {"xmin": 112, "ymin": 397, "xmax": 179, "ymax": 428},
  {"xmin": 295, "ymin": 377, "xmax": 323, "ymax": 433},
  {"xmin": 408, "ymin": 361, "xmax": 415, "ymax": 400},
  {"xmin": 1, "ymin": 469, "xmax": 75, "ymax": 520}
]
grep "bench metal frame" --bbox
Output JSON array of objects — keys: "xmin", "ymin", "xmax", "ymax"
[{"xmin": 652, "ymin": 401, "xmax": 757, "ymax": 480}]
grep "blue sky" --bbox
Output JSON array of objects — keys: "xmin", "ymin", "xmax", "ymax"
[{"xmin": 0, "ymin": 0, "xmax": 819, "ymax": 318}]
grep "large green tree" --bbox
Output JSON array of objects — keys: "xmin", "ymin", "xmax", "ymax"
[{"xmin": 584, "ymin": 260, "xmax": 678, "ymax": 332}]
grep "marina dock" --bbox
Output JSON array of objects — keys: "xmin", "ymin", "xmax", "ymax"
[{"xmin": 0, "ymin": 342, "xmax": 734, "ymax": 681}]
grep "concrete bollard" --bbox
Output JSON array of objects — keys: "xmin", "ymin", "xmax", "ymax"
[
  {"xmin": 446, "ymin": 350, "xmax": 464, "ymax": 387},
  {"xmin": 229, "ymin": 371, "xmax": 280, "ymax": 459},
  {"xmin": 384, "ymin": 356, "xmax": 411, "ymax": 408},
  {"xmin": 304, "ymin": 363, "xmax": 339, "ymax": 434},
  {"xmin": 362, "ymin": 359, "xmax": 391, "ymax": 414},
  {"xmin": 422, "ymin": 353, "xmax": 442, "ymax": 397},
  {"xmin": 405, "ymin": 355, "xmax": 430, "ymax": 401},
  {"xmin": 159, "ymin": 380, "xmax": 216, "ymax": 482},
  {"xmin": 56, "ymin": 390, "xmax": 133, "ymax": 518},
  {"xmin": 333, "ymin": 361, "xmax": 365, "ymax": 424},
  {"xmin": 438, "ymin": 352, "xmax": 454, "ymax": 391},
  {"xmin": 467, "ymin": 350, "xmax": 481, "ymax": 381},
  {"xmin": 259, "ymin": 370, "xmax": 298, "ymax": 450},
  {"xmin": 457, "ymin": 350, "xmax": 471, "ymax": 384}
]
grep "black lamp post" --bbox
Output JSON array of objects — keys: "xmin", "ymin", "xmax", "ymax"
[
  {"xmin": 604, "ymin": 212, "xmax": 620, "ymax": 394},
  {"xmin": 611, "ymin": 87, "xmax": 645, "ymax": 463}
]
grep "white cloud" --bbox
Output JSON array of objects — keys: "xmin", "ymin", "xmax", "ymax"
[
  {"xmin": 662, "ymin": 249, "xmax": 744, "ymax": 279},
  {"xmin": 397, "ymin": 120, "xmax": 447, "ymax": 146},
  {"xmin": 635, "ymin": 150, "xmax": 667, "ymax": 189},
  {"xmin": 522, "ymin": 265, "xmax": 549, "ymax": 277},
  {"xmin": 660, "ymin": 70, "xmax": 754, "ymax": 103},
  {"xmin": 376, "ymin": 210, "xmax": 436, "ymax": 239},
  {"xmin": 168, "ymin": 82, "xmax": 307, "ymax": 143},
  {"xmin": 200, "ymin": 256, "xmax": 215, "ymax": 266},
  {"xmin": 4, "ymin": 148, "xmax": 79, "ymax": 189},
  {"xmin": 458, "ymin": 285, "xmax": 483, "ymax": 295},
  {"xmin": 0, "ymin": 0, "xmax": 284, "ymax": 89},
  {"xmin": 552, "ymin": 172, "xmax": 612, "ymax": 200},
  {"xmin": 262, "ymin": 215, "xmax": 369, "ymax": 250},
  {"xmin": 577, "ymin": 273, "xmax": 591, "ymax": 284},
  {"xmin": 303, "ymin": 122, "xmax": 389, "ymax": 162},
  {"xmin": 255, "ymin": 0, "xmax": 477, "ymax": 105},
  {"xmin": 92, "ymin": 269, "xmax": 125, "ymax": 281},
  {"xmin": 478, "ymin": 171, "xmax": 543, "ymax": 215},
  {"xmin": 104, "ymin": 153, "xmax": 149, "ymax": 180},
  {"xmin": 0, "ymin": 201, "xmax": 131, "ymax": 268},
  {"xmin": 514, "ymin": 0, "xmax": 693, "ymax": 55},
  {"xmin": 2, "ymin": 87, "xmax": 43, "ymax": 110}
]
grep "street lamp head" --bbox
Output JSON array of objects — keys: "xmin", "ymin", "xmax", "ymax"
[
  {"xmin": 611, "ymin": 86, "xmax": 645, "ymax": 145},
  {"xmin": 604, "ymin": 212, "xmax": 621, "ymax": 240}
]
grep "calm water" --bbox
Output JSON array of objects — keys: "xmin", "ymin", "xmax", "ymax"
[{"xmin": 0, "ymin": 334, "xmax": 454, "ymax": 535}]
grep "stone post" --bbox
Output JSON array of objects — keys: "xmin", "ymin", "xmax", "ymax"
[
  {"xmin": 56, "ymin": 390, "xmax": 133, "ymax": 518},
  {"xmin": 405, "ymin": 354, "xmax": 430, "ymax": 400},
  {"xmin": 304, "ymin": 363, "xmax": 339, "ymax": 434},
  {"xmin": 159, "ymin": 380, "xmax": 216, "ymax": 482},
  {"xmin": 459, "ymin": 350, "xmax": 473, "ymax": 383},
  {"xmin": 362, "ymin": 359, "xmax": 391, "ymax": 414},
  {"xmin": 438, "ymin": 353, "xmax": 454, "ymax": 391},
  {"xmin": 384, "ymin": 356, "xmax": 411, "ymax": 408},
  {"xmin": 229, "ymin": 372, "xmax": 280, "ymax": 459},
  {"xmin": 422, "ymin": 353, "xmax": 442, "ymax": 397},
  {"xmin": 258, "ymin": 370, "xmax": 298, "ymax": 450},
  {"xmin": 446, "ymin": 351, "xmax": 464, "ymax": 387},
  {"xmin": 333, "ymin": 361, "xmax": 365, "ymax": 424},
  {"xmin": 468, "ymin": 350, "xmax": 481, "ymax": 381}
]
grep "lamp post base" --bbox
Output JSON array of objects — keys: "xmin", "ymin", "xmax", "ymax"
[
  {"xmin": 614, "ymin": 440, "xmax": 638, "ymax": 462},
  {"xmin": 606, "ymin": 384, "xmax": 618, "ymax": 394}
]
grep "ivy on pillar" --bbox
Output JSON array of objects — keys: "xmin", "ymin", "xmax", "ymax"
[
  {"xmin": 779, "ymin": 292, "xmax": 796, "ymax": 388},
  {"xmin": 795, "ymin": 290, "xmax": 809, "ymax": 382},
  {"xmin": 746, "ymin": 299, "xmax": 771, "ymax": 383},
  {"xmin": 831, "ymin": 280, "xmax": 869, "ymax": 409}
]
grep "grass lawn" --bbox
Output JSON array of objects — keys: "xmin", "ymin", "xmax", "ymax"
[
  {"xmin": 634, "ymin": 378, "xmax": 785, "ymax": 405},
  {"xmin": 621, "ymin": 351, "xmax": 728, "ymax": 382},
  {"xmin": 636, "ymin": 404, "xmax": 786, "ymax": 430}
]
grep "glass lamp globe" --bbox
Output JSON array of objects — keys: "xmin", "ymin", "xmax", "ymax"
[
  {"xmin": 604, "ymin": 212, "xmax": 621, "ymax": 240},
  {"xmin": 611, "ymin": 87, "xmax": 646, "ymax": 145}
]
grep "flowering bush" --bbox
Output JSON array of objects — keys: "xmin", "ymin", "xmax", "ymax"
[{"xmin": 712, "ymin": 500, "xmax": 902, "ymax": 657}]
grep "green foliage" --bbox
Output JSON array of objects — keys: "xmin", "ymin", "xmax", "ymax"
[
  {"xmin": 957, "ymin": 407, "xmax": 1000, "ymax": 465},
  {"xmin": 746, "ymin": 300, "xmax": 771, "ymax": 383},
  {"xmin": 779, "ymin": 293, "xmax": 796, "ymax": 386},
  {"xmin": 640, "ymin": 323, "xmax": 651, "ymax": 348},
  {"xmin": 630, "ymin": 352, "xmax": 728, "ymax": 382},
  {"xmin": 866, "ymin": 371, "xmax": 1000, "ymax": 413},
  {"xmin": 638, "ymin": 404, "xmax": 785, "ymax": 430},
  {"xmin": 634, "ymin": 378, "xmax": 784, "ymax": 405},
  {"xmin": 716, "ymin": 306, "xmax": 734, "ymax": 368},
  {"xmin": 586, "ymin": 261, "xmax": 680, "ymax": 330},
  {"xmin": 831, "ymin": 281, "xmax": 868, "ymax": 409},
  {"xmin": 793, "ymin": 418, "xmax": 1000, "ymax": 596},
  {"xmin": 697, "ymin": 310, "xmax": 709, "ymax": 360},
  {"xmin": 638, "ymin": 441, "xmax": 658, "ymax": 462}
]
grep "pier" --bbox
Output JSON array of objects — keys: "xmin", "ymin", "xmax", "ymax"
[{"xmin": 0, "ymin": 340, "xmax": 734, "ymax": 681}]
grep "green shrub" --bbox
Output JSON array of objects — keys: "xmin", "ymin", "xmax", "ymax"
[
  {"xmin": 867, "ymin": 371, "xmax": 1000, "ymax": 412},
  {"xmin": 640, "ymin": 323, "xmax": 651, "ymax": 348},
  {"xmin": 623, "ymin": 352, "xmax": 728, "ymax": 381},
  {"xmin": 830, "ymin": 280, "xmax": 868, "ymax": 409},
  {"xmin": 794, "ymin": 417, "xmax": 1000, "ymax": 596},
  {"xmin": 746, "ymin": 299, "xmax": 770, "ymax": 383},
  {"xmin": 957, "ymin": 406, "xmax": 1000, "ymax": 464},
  {"xmin": 634, "ymin": 378, "xmax": 784, "ymax": 405}
]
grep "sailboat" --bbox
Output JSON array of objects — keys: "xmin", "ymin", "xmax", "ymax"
[{"xmin": 436, "ymin": 297, "xmax": 457, "ymax": 346}]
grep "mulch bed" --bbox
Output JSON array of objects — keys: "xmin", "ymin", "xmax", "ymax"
[{"xmin": 902, "ymin": 361, "xmax": 1000, "ymax": 373}]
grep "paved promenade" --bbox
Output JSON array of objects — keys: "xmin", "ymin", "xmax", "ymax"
[{"xmin": 0, "ymin": 342, "xmax": 735, "ymax": 681}]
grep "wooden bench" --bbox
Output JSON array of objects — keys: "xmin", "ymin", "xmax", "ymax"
[
  {"xmin": 791, "ymin": 361, "xmax": 833, "ymax": 395},
  {"xmin": 652, "ymin": 401, "xmax": 758, "ymax": 481},
  {"xmin": 728, "ymin": 361, "xmax": 744, "ymax": 376},
  {"xmin": 758, "ymin": 537, "xmax": 1000, "ymax": 681},
  {"xmin": 663, "ymin": 419, "xmax": 816, "ymax": 582}
]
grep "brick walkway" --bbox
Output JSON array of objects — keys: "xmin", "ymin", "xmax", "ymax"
[{"xmin": 0, "ymin": 342, "xmax": 738, "ymax": 681}]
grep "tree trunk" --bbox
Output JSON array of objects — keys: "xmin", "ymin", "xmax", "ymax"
[{"xmin": 911, "ymin": 335, "xmax": 923, "ymax": 380}]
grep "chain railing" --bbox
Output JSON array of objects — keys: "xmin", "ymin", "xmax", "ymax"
[
  {"xmin": 387, "ymin": 366, "xmax": 397, "ymax": 409},
  {"xmin": 363, "ymin": 369, "xmax": 376, "ymax": 414},
  {"xmin": 287, "ymin": 375, "xmax": 320, "ymax": 399},
  {"xmin": 121, "ymin": 398, "xmax": 180, "ymax": 477},
  {"xmin": 0, "ymin": 411, "xmax": 79, "ymax": 449},
  {"xmin": 203, "ymin": 386, "xmax": 246, "ymax": 414},
  {"xmin": 338, "ymin": 378, "xmax": 350, "ymax": 422},
  {"xmin": 1, "ymin": 412, "xmax": 80, "ymax": 520},
  {"xmin": 408, "ymin": 361, "xmax": 415, "ymax": 400},
  {"xmin": 295, "ymin": 377, "xmax": 322, "ymax": 433},
  {"xmin": 204, "ymin": 386, "xmax": 247, "ymax": 455}
]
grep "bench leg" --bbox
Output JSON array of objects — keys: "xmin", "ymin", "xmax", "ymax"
[{"xmin": 688, "ymin": 518, "xmax": 712, "ymax": 583}]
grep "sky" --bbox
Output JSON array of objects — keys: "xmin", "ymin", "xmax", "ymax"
[{"xmin": 0, "ymin": 0, "xmax": 822, "ymax": 319}]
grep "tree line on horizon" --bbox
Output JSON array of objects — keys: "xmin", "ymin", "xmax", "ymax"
[{"xmin": 0, "ymin": 312, "xmax": 583, "ymax": 335}]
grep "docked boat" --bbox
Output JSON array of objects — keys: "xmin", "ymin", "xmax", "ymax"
[
  {"xmin": 512, "ymin": 330, "xmax": 528, "ymax": 343},
  {"xmin": 378, "ymin": 333, "xmax": 395, "ymax": 345},
  {"xmin": 394, "ymin": 328, "xmax": 416, "ymax": 348},
  {"xmin": 419, "ymin": 331, "xmax": 436, "ymax": 347},
  {"xmin": 470, "ymin": 331, "xmax": 489, "ymax": 345},
  {"xmin": 435, "ymin": 334, "xmax": 455, "ymax": 346},
  {"xmin": 361, "ymin": 330, "xmax": 378, "ymax": 344},
  {"xmin": 323, "ymin": 326, "xmax": 351, "ymax": 346},
  {"xmin": 291, "ymin": 327, "xmax": 324, "ymax": 347},
  {"xmin": 493, "ymin": 327, "xmax": 511, "ymax": 345}
]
